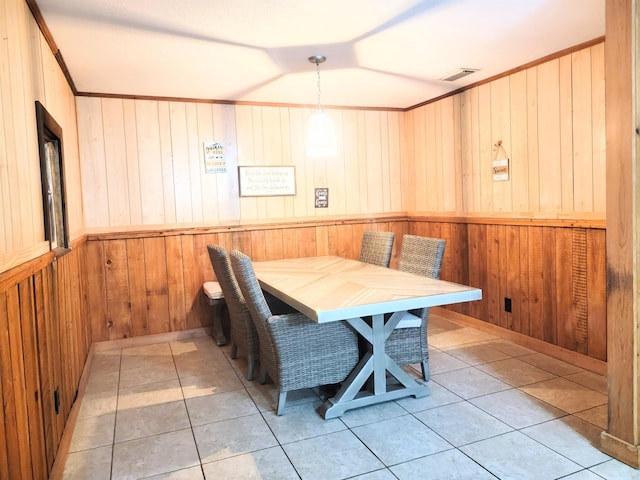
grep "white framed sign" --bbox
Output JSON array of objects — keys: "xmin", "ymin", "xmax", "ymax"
[
  {"xmin": 203, "ymin": 141, "xmax": 226, "ymax": 173},
  {"xmin": 238, "ymin": 166, "xmax": 296, "ymax": 197}
]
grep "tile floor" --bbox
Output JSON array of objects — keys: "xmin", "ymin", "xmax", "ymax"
[{"xmin": 61, "ymin": 311, "xmax": 640, "ymax": 480}]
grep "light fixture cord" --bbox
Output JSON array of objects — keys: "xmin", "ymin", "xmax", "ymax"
[{"xmin": 316, "ymin": 60, "xmax": 323, "ymax": 112}]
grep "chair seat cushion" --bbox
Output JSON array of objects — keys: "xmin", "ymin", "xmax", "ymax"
[
  {"xmin": 203, "ymin": 281, "xmax": 224, "ymax": 300},
  {"xmin": 395, "ymin": 311, "xmax": 421, "ymax": 329}
]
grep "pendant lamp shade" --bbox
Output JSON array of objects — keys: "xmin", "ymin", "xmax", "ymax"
[
  {"xmin": 307, "ymin": 111, "xmax": 336, "ymax": 157},
  {"xmin": 306, "ymin": 55, "xmax": 337, "ymax": 157}
]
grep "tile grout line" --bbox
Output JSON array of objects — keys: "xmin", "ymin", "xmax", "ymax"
[{"xmin": 68, "ymin": 327, "xmax": 611, "ymax": 480}]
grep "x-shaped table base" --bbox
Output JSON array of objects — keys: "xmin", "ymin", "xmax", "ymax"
[{"xmin": 318, "ymin": 311, "xmax": 430, "ymax": 419}]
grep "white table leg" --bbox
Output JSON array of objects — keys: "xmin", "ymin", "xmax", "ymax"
[{"xmin": 318, "ymin": 311, "xmax": 429, "ymax": 419}]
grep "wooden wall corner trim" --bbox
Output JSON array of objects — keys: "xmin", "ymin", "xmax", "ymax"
[
  {"xmin": 0, "ymin": 242, "xmax": 51, "ymax": 279},
  {"xmin": 600, "ymin": 431, "xmax": 640, "ymax": 469},
  {"xmin": 84, "ymin": 213, "xmax": 411, "ymax": 241},
  {"xmin": 81, "ymin": 212, "xmax": 606, "ymax": 242},
  {"xmin": 25, "ymin": 0, "xmax": 78, "ymax": 95},
  {"xmin": 0, "ymin": 236, "xmax": 87, "ymax": 289},
  {"xmin": 407, "ymin": 212, "xmax": 606, "ymax": 228},
  {"xmin": 47, "ymin": 343, "xmax": 97, "ymax": 480},
  {"xmin": 0, "ymin": 248, "xmax": 54, "ymax": 291}
]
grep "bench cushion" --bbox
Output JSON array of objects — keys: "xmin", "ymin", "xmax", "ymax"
[
  {"xmin": 395, "ymin": 311, "xmax": 421, "ymax": 329},
  {"xmin": 203, "ymin": 281, "xmax": 224, "ymax": 300}
]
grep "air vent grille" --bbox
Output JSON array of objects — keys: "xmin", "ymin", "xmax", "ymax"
[{"xmin": 440, "ymin": 68, "xmax": 479, "ymax": 82}]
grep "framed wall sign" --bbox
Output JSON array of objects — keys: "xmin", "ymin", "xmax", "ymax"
[
  {"xmin": 238, "ymin": 166, "xmax": 296, "ymax": 197},
  {"xmin": 203, "ymin": 141, "xmax": 226, "ymax": 173},
  {"xmin": 315, "ymin": 188, "xmax": 328, "ymax": 208}
]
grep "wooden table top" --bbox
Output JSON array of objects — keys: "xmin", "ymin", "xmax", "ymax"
[{"xmin": 253, "ymin": 256, "xmax": 482, "ymax": 323}]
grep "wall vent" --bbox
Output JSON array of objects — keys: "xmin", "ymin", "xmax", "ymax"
[{"xmin": 440, "ymin": 68, "xmax": 479, "ymax": 82}]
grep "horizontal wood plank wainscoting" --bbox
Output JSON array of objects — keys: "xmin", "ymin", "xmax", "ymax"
[{"xmin": 0, "ymin": 241, "xmax": 90, "ymax": 479}]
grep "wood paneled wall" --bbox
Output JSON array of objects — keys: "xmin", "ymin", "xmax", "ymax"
[
  {"xmin": 0, "ymin": 0, "xmax": 84, "ymax": 274},
  {"xmin": 409, "ymin": 218, "xmax": 607, "ymax": 361},
  {"xmin": 74, "ymin": 42, "xmax": 606, "ymax": 238},
  {"xmin": 85, "ymin": 218, "xmax": 409, "ymax": 342},
  {"xmin": 0, "ymin": 243, "xmax": 90, "ymax": 479},
  {"xmin": 0, "ymin": 0, "xmax": 612, "ymax": 473},
  {"xmin": 76, "ymin": 99, "xmax": 406, "ymax": 228},
  {"xmin": 85, "ymin": 216, "xmax": 607, "ymax": 363},
  {"xmin": 404, "ymin": 42, "xmax": 606, "ymax": 215}
]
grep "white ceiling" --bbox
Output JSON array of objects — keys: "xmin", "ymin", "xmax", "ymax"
[{"xmin": 36, "ymin": 0, "xmax": 605, "ymax": 109}]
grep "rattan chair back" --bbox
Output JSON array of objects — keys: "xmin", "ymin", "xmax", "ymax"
[
  {"xmin": 386, "ymin": 234, "xmax": 446, "ymax": 380},
  {"xmin": 207, "ymin": 244, "xmax": 259, "ymax": 380},
  {"xmin": 399, "ymin": 234, "xmax": 445, "ymax": 278},
  {"xmin": 229, "ymin": 249, "xmax": 359, "ymax": 415},
  {"xmin": 359, "ymin": 231, "xmax": 395, "ymax": 267}
]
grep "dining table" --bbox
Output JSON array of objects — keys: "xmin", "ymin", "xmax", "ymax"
[{"xmin": 252, "ymin": 255, "xmax": 482, "ymax": 419}]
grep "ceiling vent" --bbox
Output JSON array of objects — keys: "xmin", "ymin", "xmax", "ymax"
[{"xmin": 440, "ymin": 68, "xmax": 479, "ymax": 82}]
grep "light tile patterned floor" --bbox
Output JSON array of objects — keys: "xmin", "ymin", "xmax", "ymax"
[{"xmin": 61, "ymin": 312, "xmax": 640, "ymax": 480}]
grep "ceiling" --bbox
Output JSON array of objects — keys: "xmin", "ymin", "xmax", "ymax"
[{"xmin": 36, "ymin": 0, "xmax": 605, "ymax": 109}]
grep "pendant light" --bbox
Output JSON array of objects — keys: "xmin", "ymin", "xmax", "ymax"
[{"xmin": 306, "ymin": 55, "xmax": 337, "ymax": 157}]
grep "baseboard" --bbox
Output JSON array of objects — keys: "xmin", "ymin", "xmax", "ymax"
[
  {"xmin": 48, "ymin": 343, "xmax": 97, "ymax": 480},
  {"xmin": 93, "ymin": 327, "xmax": 212, "ymax": 352},
  {"xmin": 601, "ymin": 431, "xmax": 640, "ymax": 469},
  {"xmin": 432, "ymin": 307, "xmax": 607, "ymax": 375}
]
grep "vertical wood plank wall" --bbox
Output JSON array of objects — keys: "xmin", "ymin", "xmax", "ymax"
[
  {"xmin": 85, "ymin": 219, "xmax": 410, "ymax": 342},
  {"xmin": 76, "ymin": 99, "xmax": 405, "ymax": 228},
  {"xmin": 1, "ymin": 0, "xmax": 609, "ymax": 473},
  {"xmin": 405, "ymin": 43, "xmax": 606, "ymax": 215},
  {"xmin": 1, "ymin": 0, "xmax": 90, "ymax": 475},
  {"xmin": 0, "ymin": 0, "xmax": 84, "ymax": 274},
  {"xmin": 0, "ymin": 243, "xmax": 90, "ymax": 479},
  {"xmin": 84, "ymin": 217, "xmax": 606, "ymax": 363},
  {"xmin": 409, "ymin": 218, "xmax": 607, "ymax": 361},
  {"xmin": 74, "ymin": 43, "xmax": 604, "ymax": 232}
]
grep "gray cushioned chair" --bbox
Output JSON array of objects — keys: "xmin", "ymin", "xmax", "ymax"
[
  {"xmin": 229, "ymin": 249, "xmax": 360, "ymax": 415},
  {"xmin": 385, "ymin": 234, "xmax": 445, "ymax": 380},
  {"xmin": 359, "ymin": 231, "xmax": 395, "ymax": 267},
  {"xmin": 207, "ymin": 244, "xmax": 259, "ymax": 381}
]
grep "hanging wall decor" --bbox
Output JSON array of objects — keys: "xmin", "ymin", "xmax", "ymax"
[
  {"xmin": 203, "ymin": 142, "xmax": 226, "ymax": 173},
  {"xmin": 238, "ymin": 166, "xmax": 296, "ymax": 197},
  {"xmin": 492, "ymin": 140, "xmax": 510, "ymax": 181}
]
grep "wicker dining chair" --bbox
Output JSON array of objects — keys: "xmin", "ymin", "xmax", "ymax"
[
  {"xmin": 358, "ymin": 231, "xmax": 395, "ymax": 267},
  {"xmin": 386, "ymin": 234, "xmax": 446, "ymax": 381},
  {"xmin": 229, "ymin": 249, "xmax": 360, "ymax": 415},
  {"xmin": 207, "ymin": 244, "xmax": 259, "ymax": 381}
]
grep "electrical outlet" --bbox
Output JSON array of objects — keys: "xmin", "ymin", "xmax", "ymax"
[
  {"xmin": 504, "ymin": 297, "xmax": 512, "ymax": 313},
  {"xmin": 54, "ymin": 388, "xmax": 60, "ymax": 414}
]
